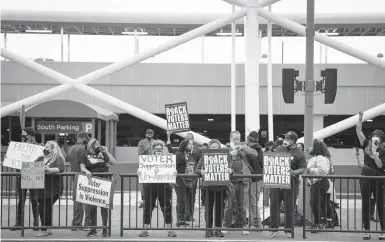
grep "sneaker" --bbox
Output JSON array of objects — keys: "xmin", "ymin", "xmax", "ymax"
[
  {"xmin": 84, "ymin": 227, "xmax": 91, "ymax": 231},
  {"xmin": 10, "ymin": 224, "xmax": 21, "ymax": 231},
  {"xmin": 35, "ymin": 231, "xmax": 49, "ymax": 237},
  {"xmin": 267, "ymin": 231, "xmax": 279, "ymax": 238},
  {"xmin": 138, "ymin": 230, "xmax": 149, "ymax": 237},
  {"xmin": 87, "ymin": 229, "xmax": 98, "ymax": 237},
  {"xmin": 221, "ymin": 230, "xmax": 229, "ymax": 235},
  {"xmin": 168, "ymin": 230, "xmax": 177, "ymax": 237},
  {"xmin": 206, "ymin": 231, "xmax": 214, "ymax": 237},
  {"xmin": 285, "ymin": 232, "xmax": 292, "ymax": 238},
  {"xmin": 102, "ymin": 229, "xmax": 108, "ymax": 237},
  {"xmin": 379, "ymin": 234, "xmax": 385, "ymax": 240},
  {"xmin": 215, "ymin": 231, "xmax": 224, "ymax": 237},
  {"xmin": 186, "ymin": 217, "xmax": 195, "ymax": 222},
  {"xmin": 241, "ymin": 229, "xmax": 250, "ymax": 235},
  {"xmin": 311, "ymin": 224, "xmax": 324, "ymax": 233},
  {"xmin": 363, "ymin": 233, "xmax": 371, "ymax": 240}
]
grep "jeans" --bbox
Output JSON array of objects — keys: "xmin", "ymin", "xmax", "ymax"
[
  {"xmin": 89, "ymin": 205, "xmax": 108, "ymax": 228},
  {"xmin": 72, "ymin": 202, "xmax": 91, "ymax": 226},
  {"xmin": 360, "ymin": 179, "xmax": 385, "ymax": 231},
  {"xmin": 38, "ymin": 195, "xmax": 59, "ymax": 231},
  {"xmin": 245, "ymin": 181, "xmax": 263, "ymax": 227},
  {"xmin": 310, "ymin": 178, "xmax": 330, "ymax": 225},
  {"xmin": 15, "ymin": 177, "xmax": 39, "ymax": 224},
  {"xmin": 142, "ymin": 183, "xmax": 173, "ymax": 225},
  {"xmin": 223, "ymin": 182, "xmax": 248, "ymax": 228},
  {"xmin": 269, "ymin": 184, "xmax": 295, "ymax": 229},
  {"xmin": 204, "ymin": 188, "xmax": 226, "ymax": 228}
]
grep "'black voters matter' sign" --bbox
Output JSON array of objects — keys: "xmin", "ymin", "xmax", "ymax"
[
  {"xmin": 202, "ymin": 149, "xmax": 230, "ymax": 187},
  {"xmin": 263, "ymin": 152, "xmax": 291, "ymax": 189},
  {"xmin": 165, "ymin": 102, "xmax": 190, "ymax": 133}
]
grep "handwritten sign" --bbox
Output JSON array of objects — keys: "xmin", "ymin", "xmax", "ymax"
[
  {"xmin": 263, "ymin": 152, "xmax": 291, "ymax": 189},
  {"xmin": 3, "ymin": 142, "xmax": 44, "ymax": 170},
  {"xmin": 202, "ymin": 149, "xmax": 230, "ymax": 187},
  {"xmin": 73, "ymin": 174, "xmax": 115, "ymax": 210},
  {"xmin": 21, "ymin": 161, "xmax": 45, "ymax": 189},
  {"xmin": 165, "ymin": 102, "xmax": 190, "ymax": 133},
  {"xmin": 138, "ymin": 155, "xmax": 176, "ymax": 183}
]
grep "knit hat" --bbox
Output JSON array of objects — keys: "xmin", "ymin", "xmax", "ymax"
[
  {"xmin": 247, "ymin": 131, "xmax": 259, "ymax": 143},
  {"xmin": 22, "ymin": 127, "xmax": 36, "ymax": 137},
  {"xmin": 284, "ymin": 131, "xmax": 298, "ymax": 142},
  {"xmin": 371, "ymin": 129, "xmax": 385, "ymax": 141}
]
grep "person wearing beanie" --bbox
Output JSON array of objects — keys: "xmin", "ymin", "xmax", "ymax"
[
  {"xmin": 237, "ymin": 131, "xmax": 264, "ymax": 229},
  {"xmin": 356, "ymin": 111, "xmax": 385, "ymax": 240},
  {"xmin": 268, "ymin": 131, "xmax": 306, "ymax": 239},
  {"xmin": 11, "ymin": 127, "xmax": 41, "ymax": 231}
]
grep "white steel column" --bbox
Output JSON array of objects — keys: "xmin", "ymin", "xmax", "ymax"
[
  {"xmin": 245, "ymin": 0, "xmax": 260, "ymax": 137},
  {"xmin": 68, "ymin": 34, "xmax": 70, "ymax": 62},
  {"xmin": 4, "ymin": 33, "xmax": 7, "ymax": 49},
  {"xmin": 134, "ymin": 29, "xmax": 139, "ymax": 54},
  {"xmin": 231, "ymin": 4, "xmax": 237, "ymax": 131},
  {"xmin": 201, "ymin": 35, "xmax": 205, "ymax": 63},
  {"xmin": 267, "ymin": 4, "xmax": 274, "ymax": 141},
  {"xmin": 60, "ymin": 28, "xmax": 64, "ymax": 62}
]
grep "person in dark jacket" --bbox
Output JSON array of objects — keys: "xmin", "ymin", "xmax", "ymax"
[
  {"xmin": 195, "ymin": 139, "xmax": 230, "ymax": 238},
  {"xmin": 239, "ymin": 131, "xmax": 264, "ymax": 229},
  {"xmin": 35, "ymin": 141, "xmax": 65, "ymax": 237},
  {"xmin": 11, "ymin": 127, "xmax": 41, "ymax": 231},
  {"xmin": 356, "ymin": 111, "xmax": 385, "ymax": 240},
  {"xmin": 174, "ymin": 138, "xmax": 196, "ymax": 226}
]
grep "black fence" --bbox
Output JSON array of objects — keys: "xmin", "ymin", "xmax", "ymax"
[{"xmin": 1, "ymin": 171, "xmax": 385, "ymax": 239}]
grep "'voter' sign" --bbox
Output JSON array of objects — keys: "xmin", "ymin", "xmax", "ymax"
[{"xmin": 263, "ymin": 152, "xmax": 291, "ymax": 189}]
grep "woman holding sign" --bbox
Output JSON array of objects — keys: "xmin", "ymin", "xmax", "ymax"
[
  {"xmin": 79, "ymin": 138, "xmax": 116, "ymax": 237},
  {"xmin": 195, "ymin": 139, "xmax": 230, "ymax": 238},
  {"xmin": 35, "ymin": 141, "xmax": 65, "ymax": 237},
  {"xmin": 137, "ymin": 140, "xmax": 177, "ymax": 237}
]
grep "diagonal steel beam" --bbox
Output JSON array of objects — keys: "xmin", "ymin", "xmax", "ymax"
[
  {"xmin": 257, "ymin": 8, "xmax": 385, "ymax": 70},
  {"xmin": 221, "ymin": 0, "xmax": 247, "ymax": 7}
]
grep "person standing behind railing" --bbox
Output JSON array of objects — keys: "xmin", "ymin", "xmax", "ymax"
[
  {"xmin": 35, "ymin": 141, "xmax": 65, "ymax": 237},
  {"xmin": 356, "ymin": 111, "xmax": 385, "ymax": 240},
  {"xmin": 69, "ymin": 131, "xmax": 91, "ymax": 231},
  {"xmin": 304, "ymin": 139, "xmax": 331, "ymax": 233},
  {"xmin": 79, "ymin": 138, "xmax": 116, "ymax": 237},
  {"xmin": 137, "ymin": 140, "xmax": 177, "ymax": 238},
  {"xmin": 11, "ymin": 127, "xmax": 41, "ymax": 231},
  {"xmin": 195, "ymin": 139, "xmax": 231, "ymax": 238},
  {"xmin": 138, "ymin": 129, "xmax": 155, "ymax": 209}
]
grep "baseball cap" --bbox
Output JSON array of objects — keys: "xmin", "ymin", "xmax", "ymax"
[
  {"xmin": 22, "ymin": 127, "xmax": 36, "ymax": 137},
  {"xmin": 284, "ymin": 131, "xmax": 298, "ymax": 142}
]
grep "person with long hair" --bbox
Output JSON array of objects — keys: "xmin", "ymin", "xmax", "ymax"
[
  {"xmin": 138, "ymin": 140, "xmax": 177, "ymax": 237},
  {"xmin": 35, "ymin": 141, "xmax": 65, "ymax": 237},
  {"xmin": 356, "ymin": 111, "xmax": 385, "ymax": 240},
  {"xmin": 79, "ymin": 138, "xmax": 116, "ymax": 237},
  {"xmin": 195, "ymin": 139, "xmax": 230, "ymax": 237},
  {"xmin": 304, "ymin": 139, "xmax": 331, "ymax": 232}
]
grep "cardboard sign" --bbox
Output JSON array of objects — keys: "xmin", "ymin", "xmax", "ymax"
[
  {"xmin": 202, "ymin": 149, "xmax": 231, "ymax": 187},
  {"xmin": 3, "ymin": 142, "xmax": 44, "ymax": 170},
  {"xmin": 263, "ymin": 152, "xmax": 291, "ymax": 189},
  {"xmin": 138, "ymin": 155, "xmax": 176, "ymax": 184},
  {"xmin": 165, "ymin": 102, "xmax": 190, "ymax": 133},
  {"xmin": 21, "ymin": 161, "xmax": 45, "ymax": 189},
  {"xmin": 73, "ymin": 174, "xmax": 115, "ymax": 210}
]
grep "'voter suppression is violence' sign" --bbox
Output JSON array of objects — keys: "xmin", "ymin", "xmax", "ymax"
[
  {"xmin": 165, "ymin": 102, "xmax": 190, "ymax": 133},
  {"xmin": 263, "ymin": 152, "xmax": 291, "ymax": 189},
  {"xmin": 3, "ymin": 142, "xmax": 44, "ymax": 170},
  {"xmin": 202, "ymin": 149, "xmax": 230, "ymax": 187},
  {"xmin": 73, "ymin": 174, "xmax": 115, "ymax": 210},
  {"xmin": 138, "ymin": 155, "xmax": 177, "ymax": 183}
]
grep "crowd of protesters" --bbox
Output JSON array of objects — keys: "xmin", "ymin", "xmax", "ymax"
[{"xmin": 4, "ymin": 109, "xmax": 385, "ymax": 239}]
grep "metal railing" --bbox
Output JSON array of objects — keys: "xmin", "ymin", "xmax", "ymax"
[{"xmin": 302, "ymin": 175, "xmax": 385, "ymax": 239}]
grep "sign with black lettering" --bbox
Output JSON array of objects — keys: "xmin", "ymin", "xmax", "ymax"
[
  {"xmin": 263, "ymin": 152, "xmax": 291, "ymax": 189},
  {"xmin": 21, "ymin": 161, "xmax": 45, "ymax": 189},
  {"xmin": 165, "ymin": 102, "xmax": 190, "ymax": 133},
  {"xmin": 202, "ymin": 149, "xmax": 230, "ymax": 187},
  {"xmin": 3, "ymin": 142, "xmax": 44, "ymax": 170},
  {"xmin": 36, "ymin": 121, "xmax": 93, "ymax": 134},
  {"xmin": 138, "ymin": 155, "xmax": 177, "ymax": 183},
  {"xmin": 73, "ymin": 174, "xmax": 115, "ymax": 210}
]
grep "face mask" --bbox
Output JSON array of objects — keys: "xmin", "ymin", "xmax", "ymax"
[
  {"xmin": 83, "ymin": 138, "xmax": 89, "ymax": 146},
  {"xmin": 43, "ymin": 149, "xmax": 50, "ymax": 156},
  {"xmin": 282, "ymin": 139, "xmax": 294, "ymax": 147},
  {"xmin": 185, "ymin": 148, "xmax": 191, "ymax": 153},
  {"xmin": 146, "ymin": 136, "xmax": 152, "ymax": 141},
  {"xmin": 21, "ymin": 135, "xmax": 28, "ymax": 142},
  {"xmin": 153, "ymin": 148, "xmax": 163, "ymax": 155},
  {"xmin": 371, "ymin": 137, "xmax": 381, "ymax": 153},
  {"xmin": 95, "ymin": 147, "xmax": 102, "ymax": 154}
]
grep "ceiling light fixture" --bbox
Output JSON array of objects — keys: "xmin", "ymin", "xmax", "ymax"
[{"xmin": 26, "ymin": 29, "xmax": 52, "ymax": 33}]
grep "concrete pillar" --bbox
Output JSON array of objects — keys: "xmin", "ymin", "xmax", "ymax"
[
  {"xmin": 91, "ymin": 118, "xmax": 96, "ymax": 138},
  {"xmin": 109, "ymin": 120, "xmax": 114, "ymax": 156},
  {"xmin": 97, "ymin": 120, "xmax": 102, "ymax": 143},
  {"xmin": 105, "ymin": 120, "xmax": 110, "ymax": 149},
  {"xmin": 313, "ymin": 115, "xmax": 324, "ymax": 139}
]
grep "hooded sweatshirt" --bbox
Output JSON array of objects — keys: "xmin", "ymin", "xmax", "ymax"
[{"xmin": 242, "ymin": 143, "xmax": 264, "ymax": 181}]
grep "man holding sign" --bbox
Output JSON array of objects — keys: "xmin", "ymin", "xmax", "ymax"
[{"xmin": 267, "ymin": 131, "xmax": 306, "ymax": 239}]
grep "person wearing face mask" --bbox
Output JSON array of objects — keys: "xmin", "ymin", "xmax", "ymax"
[
  {"xmin": 69, "ymin": 131, "xmax": 91, "ymax": 231},
  {"xmin": 138, "ymin": 129, "xmax": 155, "ymax": 208},
  {"xmin": 195, "ymin": 139, "xmax": 230, "ymax": 238},
  {"xmin": 11, "ymin": 127, "xmax": 41, "ymax": 231},
  {"xmin": 137, "ymin": 140, "xmax": 177, "ymax": 238},
  {"xmin": 35, "ymin": 141, "xmax": 65, "ymax": 237},
  {"xmin": 268, "ymin": 131, "xmax": 306, "ymax": 239},
  {"xmin": 79, "ymin": 138, "xmax": 116, "ymax": 237},
  {"xmin": 174, "ymin": 138, "xmax": 195, "ymax": 226},
  {"xmin": 356, "ymin": 111, "xmax": 385, "ymax": 240}
]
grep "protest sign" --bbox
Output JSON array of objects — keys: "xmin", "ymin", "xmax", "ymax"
[
  {"xmin": 73, "ymin": 174, "xmax": 115, "ymax": 210},
  {"xmin": 165, "ymin": 102, "xmax": 190, "ymax": 133},
  {"xmin": 263, "ymin": 152, "xmax": 291, "ymax": 189},
  {"xmin": 138, "ymin": 155, "xmax": 177, "ymax": 184},
  {"xmin": 202, "ymin": 149, "xmax": 230, "ymax": 187},
  {"xmin": 3, "ymin": 142, "xmax": 44, "ymax": 170},
  {"xmin": 21, "ymin": 161, "xmax": 45, "ymax": 189}
]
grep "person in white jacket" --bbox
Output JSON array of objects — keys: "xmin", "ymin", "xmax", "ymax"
[{"xmin": 304, "ymin": 139, "xmax": 331, "ymax": 232}]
